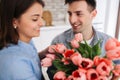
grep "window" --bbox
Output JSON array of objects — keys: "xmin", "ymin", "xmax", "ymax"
[{"xmin": 116, "ymin": 1, "xmax": 120, "ymax": 39}]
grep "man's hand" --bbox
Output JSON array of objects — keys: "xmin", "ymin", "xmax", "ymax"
[
  {"xmin": 112, "ymin": 75, "xmax": 120, "ymax": 80},
  {"xmin": 38, "ymin": 47, "xmax": 49, "ymax": 60}
]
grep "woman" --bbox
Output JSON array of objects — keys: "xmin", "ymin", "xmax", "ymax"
[{"xmin": 0, "ymin": 0, "xmax": 44, "ymax": 80}]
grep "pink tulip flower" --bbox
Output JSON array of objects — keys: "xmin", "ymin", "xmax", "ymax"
[
  {"xmin": 53, "ymin": 71, "xmax": 66, "ymax": 80},
  {"xmin": 67, "ymin": 75, "xmax": 74, "ymax": 80},
  {"xmin": 105, "ymin": 38, "xmax": 117, "ymax": 51},
  {"xmin": 112, "ymin": 64, "xmax": 120, "ymax": 76},
  {"xmin": 78, "ymin": 68, "xmax": 87, "ymax": 74},
  {"xmin": 81, "ymin": 58, "xmax": 94, "ymax": 69},
  {"xmin": 72, "ymin": 69, "xmax": 86, "ymax": 80},
  {"xmin": 106, "ymin": 47, "xmax": 120, "ymax": 60},
  {"xmin": 70, "ymin": 52, "xmax": 82, "ymax": 66},
  {"xmin": 86, "ymin": 69, "xmax": 98, "ymax": 80},
  {"xmin": 97, "ymin": 76, "xmax": 108, "ymax": 80},
  {"xmin": 94, "ymin": 57, "xmax": 113, "ymax": 70},
  {"xmin": 93, "ymin": 56, "xmax": 100, "ymax": 66},
  {"xmin": 70, "ymin": 39, "xmax": 80, "ymax": 48},
  {"xmin": 74, "ymin": 33, "xmax": 83, "ymax": 42},
  {"xmin": 48, "ymin": 43, "xmax": 67, "ymax": 54},
  {"xmin": 96, "ymin": 62, "xmax": 111, "ymax": 76},
  {"xmin": 61, "ymin": 58, "xmax": 70, "ymax": 65},
  {"xmin": 55, "ymin": 43, "xmax": 67, "ymax": 53},
  {"xmin": 112, "ymin": 38, "xmax": 120, "ymax": 46},
  {"xmin": 63, "ymin": 49, "xmax": 75, "ymax": 58}
]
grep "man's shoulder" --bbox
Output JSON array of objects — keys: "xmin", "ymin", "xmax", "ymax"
[
  {"xmin": 58, "ymin": 28, "xmax": 72, "ymax": 36},
  {"xmin": 54, "ymin": 28, "xmax": 72, "ymax": 38},
  {"xmin": 95, "ymin": 30, "xmax": 112, "ymax": 39},
  {"xmin": 51, "ymin": 28, "xmax": 72, "ymax": 44}
]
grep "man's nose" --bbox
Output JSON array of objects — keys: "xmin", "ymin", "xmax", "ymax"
[{"xmin": 69, "ymin": 15, "xmax": 78, "ymax": 23}]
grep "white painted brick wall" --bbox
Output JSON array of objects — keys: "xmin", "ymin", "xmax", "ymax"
[{"xmin": 43, "ymin": 0, "xmax": 67, "ymax": 25}]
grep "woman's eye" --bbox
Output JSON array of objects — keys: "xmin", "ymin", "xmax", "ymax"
[{"xmin": 32, "ymin": 19, "xmax": 38, "ymax": 21}]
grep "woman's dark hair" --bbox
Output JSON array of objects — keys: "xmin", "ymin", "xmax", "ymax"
[
  {"xmin": 0, "ymin": 0, "xmax": 44, "ymax": 49},
  {"xmin": 65, "ymin": 0, "xmax": 96, "ymax": 11}
]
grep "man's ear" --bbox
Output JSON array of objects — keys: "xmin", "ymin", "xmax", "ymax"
[{"xmin": 91, "ymin": 9, "xmax": 97, "ymax": 18}]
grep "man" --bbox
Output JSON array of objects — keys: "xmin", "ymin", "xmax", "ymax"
[
  {"xmin": 39, "ymin": 0, "xmax": 109, "ymax": 59},
  {"xmin": 51, "ymin": 0, "xmax": 110, "ymax": 57},
  {"xmin": 40, "ymin": 0, "xmax": 119, "ymax": 79},
  {"xmin": 46, "ymin": 0, "xmax": 110, "ymax": 79}
]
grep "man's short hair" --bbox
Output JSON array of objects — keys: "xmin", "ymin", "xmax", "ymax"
[{"xmin": 65, "ymin": 0, "xmax": 96, "ymax": 11}]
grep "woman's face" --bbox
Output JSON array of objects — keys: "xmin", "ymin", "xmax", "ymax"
[{"xmin": 13, "ymin": 2, "xmax": 43, "ymax": 43}]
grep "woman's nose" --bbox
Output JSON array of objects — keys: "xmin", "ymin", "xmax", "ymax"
[{"xmin": 38, "ymin": 18, "xmax": 44, "ymax": 27}]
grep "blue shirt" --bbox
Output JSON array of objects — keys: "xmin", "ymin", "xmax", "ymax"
[
  {"xmin": 0, "ymin": 40, "xmax": 42, "ymax": 80},
  {"xmin": 51, "ymin": 28, "xmax": 111, "ymax": 57},
  {"xmin": 51, "ymin": 28, "xmax": 120, "ymax": 64}
]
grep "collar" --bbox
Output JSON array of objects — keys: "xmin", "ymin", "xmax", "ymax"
[{"xmin": 66, "ymin": 27, "xmax": 98, "ymax": 43}]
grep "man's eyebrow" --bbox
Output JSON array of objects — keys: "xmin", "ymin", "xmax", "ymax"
[
  {"xmin": 67, "ymin": 11, "xmax": 71, "ymax": 14},
  {"xmin": 74, "ymin": 11, "xmax": 82, "ymax": 13},
  {"xmin": 67, "ymin": 10, "xmax": 82, "ymax": 13}
]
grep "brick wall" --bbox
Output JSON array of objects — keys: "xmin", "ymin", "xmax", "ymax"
[{"xmin": 43, "ymin": 0, "xmax": 67, "ymax": 25}]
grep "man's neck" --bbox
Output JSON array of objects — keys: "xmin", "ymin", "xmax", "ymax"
[{"xmin": 82, "ymin": 27, "xmax": 94, "ymax": 40}]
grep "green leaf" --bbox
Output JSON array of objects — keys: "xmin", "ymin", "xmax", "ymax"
[
  {"xmin": 92, "ymin": 40, "xmax": 101, "ymax": 58},
  {"xmin": 67, "ymin": 42, "xmax": 73, "ymax": 49},
  {"xmin": 73, "ymin": 40, "xmax": 101, "ymax": 60},
  {"xmin": 55, "ymin": 53, "xmax": 63, "ymax": 59},
  {"xmin": 53, "ymin": 59, "xmax": 78, "ymax": 76}
]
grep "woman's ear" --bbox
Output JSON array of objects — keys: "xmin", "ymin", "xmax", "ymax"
[{"xmin": 12, "ymin": 18, "xmax": 18, "ymax": 29}]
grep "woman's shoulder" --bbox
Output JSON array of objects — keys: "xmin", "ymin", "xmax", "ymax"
[
  {"xmin": 0, "ymin": 51, "xmax": 36, "ymax": 80},
  {"xmin": 0, "ymin": 44, "xmax": 20, "ymax": 55},
  {"xmin": 0, "ymin": 44, "xmax": 32, "ymax": 63},
  {"xmin": 0, "ymin": 46, "xmax": 33, "ymax": 72}
]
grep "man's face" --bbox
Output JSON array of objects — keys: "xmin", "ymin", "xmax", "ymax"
[{"xmin": 67, "ymin": 1, "xmax": 97, "ymax": 33}]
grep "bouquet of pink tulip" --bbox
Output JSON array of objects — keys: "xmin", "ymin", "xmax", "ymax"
[{"xmin": 41, "ymin": 33, "xmax": 120, "ymax": 80}]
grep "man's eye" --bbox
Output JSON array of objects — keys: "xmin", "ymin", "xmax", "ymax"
[
  {"xmin": 76, "ymin": 13, "xmax": 83, "ymax": 16},
  {"xmin": 68, "ymin": 13, "xmax": 71, "ymax": 16},
  {"xmin": 68, "ymin": 12, "xmax": 72, "ymax": 16}
]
